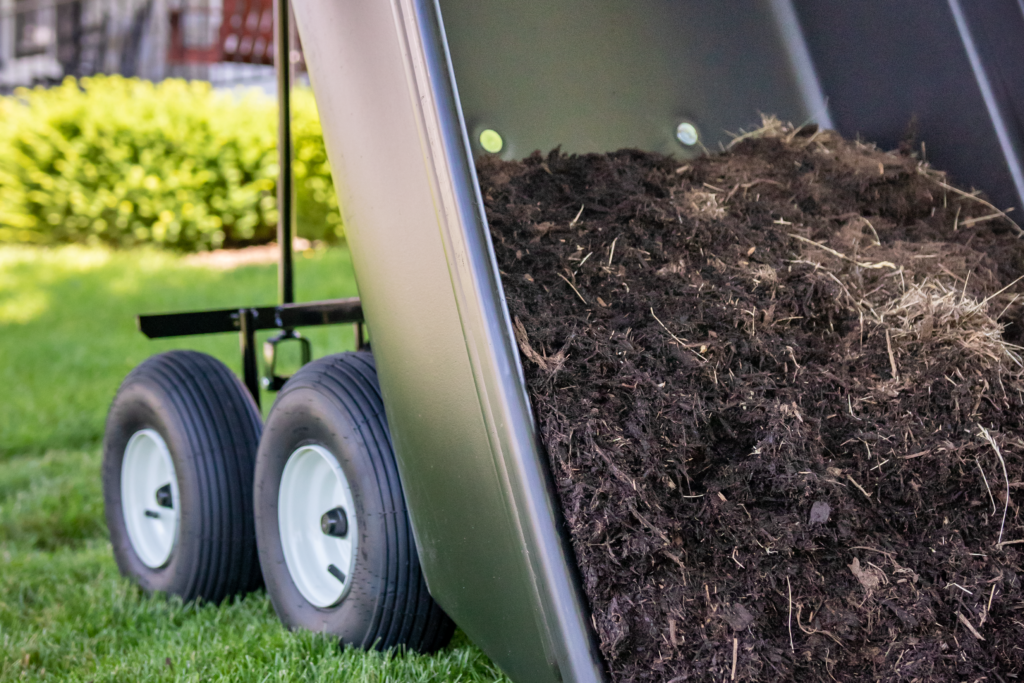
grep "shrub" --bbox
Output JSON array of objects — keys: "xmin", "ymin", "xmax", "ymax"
[{"xmin": 0, "ymin": 75, "xmax": 343, "ymax": 251}]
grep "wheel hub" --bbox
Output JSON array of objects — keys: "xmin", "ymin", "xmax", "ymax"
[
  {"xmin": 320, "ymin": 507, "xmax": 349, "ymax": 538},
  {"xmin": 156, "ymin": 483, "xmax": 173, "ymax": 508},
  {"xmin": 278, "ymin": 444, "xmax": 358, "ymax": 608},
  {"xmin": 121, "ymin": 429, "xmax": 180, "ymax": 568}
]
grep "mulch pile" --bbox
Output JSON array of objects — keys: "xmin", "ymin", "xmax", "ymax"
[{"xmin": 480, "ymin": 119, "xmax": 1024, "ymax": 681}]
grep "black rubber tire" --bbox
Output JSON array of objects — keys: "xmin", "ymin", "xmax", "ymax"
[
  {"xmin": 103, "ymin": 350, "xmax": 264, "ymax": 603},
  {"xmin": 254, "ymin": 352, "xmax": 454, "ymax": 652}
]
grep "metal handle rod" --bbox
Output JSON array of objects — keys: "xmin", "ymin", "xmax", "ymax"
[
  {"xmin": 239, "ymin": 308, "xmax": 261, "ymax": 408},
  {"xmin": 274, "ymin": 0, "xmax": 294, "ymax": 305}
]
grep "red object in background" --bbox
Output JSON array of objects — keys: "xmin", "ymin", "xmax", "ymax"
[
  {"xmin": 219, "ymin": 0, "xmax": 274, "ymax": 65},
  {"xmin": 168, "ymin": 4, "xmax": 223, "ymax": 65}
]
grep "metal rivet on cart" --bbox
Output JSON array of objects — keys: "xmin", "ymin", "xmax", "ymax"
[
  {"xmin": 676, "ymin": 121, "xmax": 699, "ymax": 147},
  {"xmin": 479, "ymin": 129, "xmax": 504, "ymax": 154}
]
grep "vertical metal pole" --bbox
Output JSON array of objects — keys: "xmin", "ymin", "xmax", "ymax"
[
  {"xmin": 239, "ymin": 308, "xmax": 261, "ymax": 408},
  {"xmin": 354, "ymin": 321, "xmax": 365, "ymax": 351},
  {"xmin": 274, "ymin": 0, "xmax": 294, "ymax": 305}
]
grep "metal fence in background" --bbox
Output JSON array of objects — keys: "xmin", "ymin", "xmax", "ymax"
[{"xmin": 0, "ymin": 0, "xmax": 288, "ymax": 92}]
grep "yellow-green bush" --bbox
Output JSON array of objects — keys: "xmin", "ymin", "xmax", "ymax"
[{"xmin": 0, "ymin": 75, "xmax": 342, "ymax": 250}]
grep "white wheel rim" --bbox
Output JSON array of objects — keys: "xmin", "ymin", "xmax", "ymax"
[
  {"xmin": 121, "ymin": 429, "xmax": 180, "ymax": 568},
  {"xmin": 278, "ymin": 444, "xmax": 358, "ymax": 608}
]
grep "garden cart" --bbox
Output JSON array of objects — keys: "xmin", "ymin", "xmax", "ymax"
[{"xmin": 100, "ymin": 2, "xmax": 1024, "ymax": 682}]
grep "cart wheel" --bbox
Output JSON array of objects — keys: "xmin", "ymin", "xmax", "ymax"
[
  {"xmin": 254, "ymin": 352, "xmax": 454, "ymax": 652},
  {"xmin": 103, "ymin": 350, "xmax": 263, "ymax": 603}
]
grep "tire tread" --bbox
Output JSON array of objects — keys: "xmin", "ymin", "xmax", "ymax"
[
  {"xmin": 277, "ymin": 352, "xmax": 454, "ymax": 653},
  {"xmin": 107, "ymin": 350, "xmax": 262, "ymax": 604}
]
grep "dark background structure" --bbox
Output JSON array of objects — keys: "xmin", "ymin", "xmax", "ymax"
[{"xmin": 0, "ymin": 0, "xmax": 302, "ymax": 91}]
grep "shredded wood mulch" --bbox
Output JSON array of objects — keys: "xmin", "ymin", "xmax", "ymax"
[{"xmin": 481, "ymin": 120, "xmax": 1024, "ymax": 682}]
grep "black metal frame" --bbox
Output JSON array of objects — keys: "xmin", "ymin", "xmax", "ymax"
[
  {"xmin": 135, "ymin": 0, "xmax": 361, "ymax": 408},
  {"xmin": 138, "ymin": 299, "xmax": 363, "ymax": 407}
]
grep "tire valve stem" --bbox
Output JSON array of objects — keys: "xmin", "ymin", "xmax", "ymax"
[
  {"xmin": 156, "ymin": 484, "xmax": 173, "ymax": 509},
  {"xmin": 321, "ymin": 507, "xmax": 349, "ymax": 538},
  {"xmin": 144, "ymin": 510, "xmax": 160, "ymax": 519},
  {"xmin": 327, "ymin": 564, "xmax": 347, "ymax": 584}
]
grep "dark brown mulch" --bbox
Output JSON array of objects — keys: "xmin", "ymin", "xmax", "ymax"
[{"xmin": 480, "ymin": 122, "xmax": 1024, "ymax": 682}]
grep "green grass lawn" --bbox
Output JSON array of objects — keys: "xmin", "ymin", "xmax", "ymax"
[{"xmin": 0, "ymin": 245, "xmax": 511, "ymax": 682}]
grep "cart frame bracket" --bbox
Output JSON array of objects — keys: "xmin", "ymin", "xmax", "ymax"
[{"xmin": 137, "ymin": 297, "xmax": 363, "ymax": 405}]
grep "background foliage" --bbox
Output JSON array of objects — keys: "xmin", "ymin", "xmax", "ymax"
[{"xmin": 0, "ymin": 76, "xmax": 342, "ymax": 251}]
